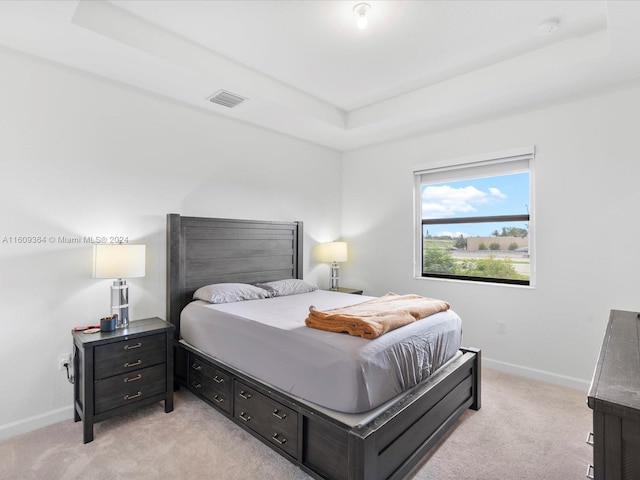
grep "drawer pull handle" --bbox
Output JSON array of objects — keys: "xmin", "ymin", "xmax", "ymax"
[
  {"xmin": 586, "ymin": 432, "xmax": 594, "ymax": 446},
  {"xmin": 191, "ymin": 381, "xmax": 202, "ymax": 390},
  {"xmin": 191, "ymin": 363, "xmax": 202, "ymax": 371},
  {"xmin": 124, "ymin": 391, "xmax": 142, "ymax": 401},
  {"xmin": 124, "ymin": 374, "xmax": 142, "ymax": 383},
  {"xmin": 586, "ymin": 464, "xmax": 594, "ymax": 479},
  {"xmin": 213, "ymin": 375, "xmax": 224, "ymax": 384},
  {"xmin": 124, "ymin": 360, "xmax": 142, "ymax": 368},
  {"xmin": 272, "ymin": 409, "xmax": 287, "ymax": 420},
  {"xmin": 239, "ymin": 391, "xmax": 252, "ymax": 400},
  {"xmin": 124, "ymin": 342, "xmax": 142, "ymax": 350},
  {"xmin": 238, "ymin": 412, "xmax": 251, "ymax": 422},
  {"xmin": 213, "ymin": 395, "xmax": 224, "ymax": 404},
  {"xmin": 272, "ymin": 433, "xmax": 287, "ymax": 445}
]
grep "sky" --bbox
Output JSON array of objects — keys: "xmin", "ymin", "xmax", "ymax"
[{"xmin": 421, "ymin": 172, "xmax": 529, "ymax": 238}]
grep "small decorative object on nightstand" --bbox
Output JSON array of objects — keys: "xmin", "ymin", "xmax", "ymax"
[{"xmin": 72, "ymin": 317, "xmax": 174, "ymax": 443}]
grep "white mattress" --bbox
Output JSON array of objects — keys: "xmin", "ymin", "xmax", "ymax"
[{"xmin": 180, "ymin": 290, "xmax": 462, "ymax": 414}]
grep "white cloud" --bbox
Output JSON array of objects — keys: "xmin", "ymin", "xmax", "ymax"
[
  {"xmin": 422, "ymin": 184, "xmax": 508, "ymax": 218},
  {"xmin": 488, "ymin": 187, "xmax": 507, "ymax": 199},
  {"xmin": 435, "ymin": 231, "xmax": 470, "ymax": 238},
  {"xmin": 422, "ymin": 185, "xmax": 485, "ymax": 217}
]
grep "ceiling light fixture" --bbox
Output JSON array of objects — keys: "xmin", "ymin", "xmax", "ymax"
[{"xmin": 353, "ymin": 3, "xmax": 371, "ymax": 30}]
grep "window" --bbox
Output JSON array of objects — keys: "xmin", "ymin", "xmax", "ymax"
[{"xmin": 414, "ymin": 147, "xmax": 534, "ymax": 286}]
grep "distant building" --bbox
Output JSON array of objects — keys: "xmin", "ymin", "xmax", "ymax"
[{"xmin": 466, "ymin": 236, "xmax": 529, "ymax": 251}]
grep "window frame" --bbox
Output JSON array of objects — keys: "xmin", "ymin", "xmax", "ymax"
[{"xmin": 413, "ymin": 146, "xmax": 535, "ymax": 287}]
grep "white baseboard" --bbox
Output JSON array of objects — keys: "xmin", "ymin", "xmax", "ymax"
[
  {"xmin": 0, "ymin": 405, "xmax": 74, "ymax": 443},
  {"xmin": 483, "ymin": 357, "xmax": 590, "ymax": 392}
]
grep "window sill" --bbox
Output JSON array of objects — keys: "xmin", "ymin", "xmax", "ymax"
[{"xmin": 413, "ymin": 275, "xmax": 536, "ymax": 289}]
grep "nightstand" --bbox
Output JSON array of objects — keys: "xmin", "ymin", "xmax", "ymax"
[
  {"xmin": 72, "ymin": 317, "xmax": 174, "ymax": 443},
  {"xmin": 328, "ymin": 287, "xmax": 363, "ymax": 295}
]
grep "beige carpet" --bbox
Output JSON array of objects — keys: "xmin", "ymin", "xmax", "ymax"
[{"xmin": 0, "ymin": 368, "xmax": 592, "ymax": 479}]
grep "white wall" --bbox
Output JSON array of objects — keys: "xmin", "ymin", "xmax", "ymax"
[
  {"xmin": 0, "ymin": 49, "xmax": 342, "ymax": 440},
  {"xmin": 4, "ymin": 41, "xmax": 640, "ymax": 441},
  {"xmin": 341, "ymin": 84, "xmax": 640, "ymax": 389}
]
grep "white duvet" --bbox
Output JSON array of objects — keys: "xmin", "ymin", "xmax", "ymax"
[{"xmin": 180, "ymin": 290, "xmax": 462, "ymax": 414}]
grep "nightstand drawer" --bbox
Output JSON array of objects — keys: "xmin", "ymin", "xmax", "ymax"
[
  {"xmin": 95, "ymin": 333, "xmax": 167, "ymax": 379},
  {"xmin": 234, "ymin": 381, "xmax": 298, "ymax": 458},
  {"xmin": 94, "ymin": 363, "xmax": 166, "ymax": 414}
]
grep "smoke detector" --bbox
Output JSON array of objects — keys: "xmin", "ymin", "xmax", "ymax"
[{"xmin": 537, "ymin": 19, "xmax": 560, "ymax": 36}]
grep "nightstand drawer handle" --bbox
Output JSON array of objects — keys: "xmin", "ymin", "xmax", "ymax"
[
  {"xmin": 124, "ymin": 374, "xmax": 142, "ymax": 383},
  {"xmin": 238, "ymin": 412, "xmax": 251, "ymax": 422},
  {"xmin": 124, "ymin": 391, "xmax": 142, "ymax": 401},
  {"xmin": 213, "ymin": 375, "xmax": 224, "ymax": 384},
  {"xmin": 239, "ymin": 391, "xmax": 252, "ymax": 400},
  {"xmin": 213, "ymin": 395, "xmax": 224, "ymax": 404},
  {"xmin": 191, "ymin": 381, "xmax": 202, "ymax": 389},
  {"xmin": 124, "ymin": 342, "xmax": 142, "ymax": 350},
  {"xmin": 586, "ymin": 432, "xmax": 594, "ymax": 446},
  {"xmin": 272, "ymin": 409, "xmax": 287, "ymax": 420},
  {"xmin": 272, "ymin": 433, "xmax": 287, "ymax": 445},
  {"xmin": 191, "ymin": 363, "xmax": 202, "ymax": 371},
  {"xmin": 124, "ymin": 360, "xmax": 142, "ymax": 368},
  {"xmin": 586, "ymin": 464, "xmax": 594, "ymax": 479}
]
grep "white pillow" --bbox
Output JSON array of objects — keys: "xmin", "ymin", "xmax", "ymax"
[
  {"xmin": 255, "ymin": 279, "xmax": 317, "ymax": 297},
  {"xmin": 193, "ymin": 283, "xmax": 271, "ymax": 304}
]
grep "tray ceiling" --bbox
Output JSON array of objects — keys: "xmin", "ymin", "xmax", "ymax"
[{"xmin": 1, "ymin": 1, "xmax": 639, "ymax": 151}]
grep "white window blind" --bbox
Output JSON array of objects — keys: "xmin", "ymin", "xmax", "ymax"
[{"xmin": 414, "ymin": 147, "xmax": 534, "ymax": 185}]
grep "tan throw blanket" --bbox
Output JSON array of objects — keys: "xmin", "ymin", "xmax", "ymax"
[{"xmin": 305, "ymin": 293, "xmax": 450, "ymax": 339}]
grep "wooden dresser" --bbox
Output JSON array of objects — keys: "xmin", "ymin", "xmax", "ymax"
[
  {"xmin": 73, "ymin": 317, "xmax": 174, "ymax": 443},
  {"xmin": 587, "ymin": 309, "xmax": 640, "ymax": 479}
]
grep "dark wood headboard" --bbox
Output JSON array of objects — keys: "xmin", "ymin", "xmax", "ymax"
[{"xmin": 166, "ymin": 214, "xmax": 303, "ymax": 339}]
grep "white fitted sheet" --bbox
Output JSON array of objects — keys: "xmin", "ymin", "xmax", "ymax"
[{"xmin": 180, "ymin": 290, "xmax": 462, "ymax": 414}]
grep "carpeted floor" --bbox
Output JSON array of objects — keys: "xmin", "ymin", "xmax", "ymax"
[{"xmin": 0, "ymin": 368, "xmax": 592, "ymax": 479}]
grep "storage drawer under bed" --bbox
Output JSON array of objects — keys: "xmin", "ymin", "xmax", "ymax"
[
  {"xmin": 187, "ymin": 353, "xmax": 232, "ymax": 414},
  {"xmin": 234, "ymin": 381, "xmax": 298, "ymax": 459}
]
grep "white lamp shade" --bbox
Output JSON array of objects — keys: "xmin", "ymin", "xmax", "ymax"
[
  {"xmin": 318, "ymin": 242, "xmax": 348, "ymax": 263},
  {"xmin": 93, "ymin": 244, "xmax": 146, "ymax": 279}
]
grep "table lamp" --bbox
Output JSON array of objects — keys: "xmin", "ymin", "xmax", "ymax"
[
  {"xmin": 318, "ymin": 241, "xmax": 347, "ymax": 291},
  {"xmin": 93, "ymin": 244, "xmax": 146, "ymax": 328}
]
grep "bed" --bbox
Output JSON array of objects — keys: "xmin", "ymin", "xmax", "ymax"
[{"xmin": 166, "ymin": 214, "xmax": 481, "ymax": 480}]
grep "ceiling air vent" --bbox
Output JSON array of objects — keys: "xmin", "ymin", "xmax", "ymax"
[{"xmin": 207, "ymin": 90, "xmax": 247, "ymax": 108}]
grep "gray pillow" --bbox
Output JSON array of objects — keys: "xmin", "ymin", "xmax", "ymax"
[
  {"xmin": 193, "ymin": 283, "xmax": 271, "ymax": 304},
  {"xmin": 255, "ymin": 279, "xmax": 318, "ymax": 297}
]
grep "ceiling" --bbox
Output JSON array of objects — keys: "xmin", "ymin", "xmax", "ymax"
[{"xmin": 1, "ymin": 1, "xmax": 639, "ymax": 151}]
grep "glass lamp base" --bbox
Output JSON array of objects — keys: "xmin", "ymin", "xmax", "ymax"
[
  {"xmin": 110, "ymin": 280, "xmax": 130, "ymax": 328},
  {"xmin": 329, "ymin": 262, "xmax": 340, "ymax": 291}
]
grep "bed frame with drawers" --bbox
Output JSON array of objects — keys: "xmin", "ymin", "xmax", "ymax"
[{"xmin": 166, "ymin": 214, "xmax": 481, "ymax": 480}]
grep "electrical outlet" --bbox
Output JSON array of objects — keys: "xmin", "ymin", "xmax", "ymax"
[
  {"xmin": 58, "ymin": 353, "xmax": 72, "ymax": 371},
  {"xmin": 497, "ymin": 322, "xmax": 507, "ymax": 334}
]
